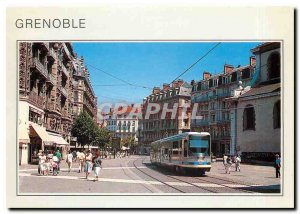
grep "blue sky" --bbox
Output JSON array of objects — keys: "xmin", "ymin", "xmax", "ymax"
[{"xmin": 72, "ymin": 42, "xmax": 261, "ymax": 104}]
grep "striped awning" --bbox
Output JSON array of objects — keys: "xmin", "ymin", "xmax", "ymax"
[
  {"xmin": 47, "ymin": 132, "xmax": 69, "ymax": 146},
  {"xmin": 29, "ymin": 122, "xmax": 52, "ymax": 142}
]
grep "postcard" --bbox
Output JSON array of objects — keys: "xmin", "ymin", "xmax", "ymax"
[{"xmin": 6, "ymin": 6, "xmax": 294, "ymax": 208}]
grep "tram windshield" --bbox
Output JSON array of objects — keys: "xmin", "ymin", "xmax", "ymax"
[{"xmin": 189, "ymin": 135, "xmax": 210, "ymax": 156}]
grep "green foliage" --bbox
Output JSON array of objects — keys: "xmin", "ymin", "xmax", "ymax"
[
  {"xmin": 121, "ymin": 136, "xmax": 137, "ymax": 148},
  {"xmin": 71, "ymin": 111, "xmax": 111, "ymax": 148}
]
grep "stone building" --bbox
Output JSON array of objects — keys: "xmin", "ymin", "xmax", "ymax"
[
  {"xmin": 107, "ymin": 104, "xmax": 140, "ymax": 145},
  {"xmin": 228, "ymin": 42, "xmax": 281, "ymax": 161},
  {"xmin": 18, "ymin": 42, "xmax": 97, "ymax": 165},
  {"xmin": 191, "ymin": 59, "xmax": 256, "ymax": 157},
  {"xmin": 140, "ymin": 80, "xmax": 192, "ymax": 153}
]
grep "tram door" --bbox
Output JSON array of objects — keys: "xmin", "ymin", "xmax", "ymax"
[{"xmin": 183, "ymin": 139, "xmax": 188, "ymax": 158}]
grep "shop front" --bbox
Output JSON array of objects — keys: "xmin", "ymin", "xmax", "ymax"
[{"xmin": 28, "ymin": 122, "xmax": 69, "ymax": 164}]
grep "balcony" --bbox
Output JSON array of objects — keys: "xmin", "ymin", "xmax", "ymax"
[
  {"xmin": 31, "ymin": 57, "xmax": 48, "ymax": 79},
  {"xmin": 61, "ymin": 64, "xmax": 69, "ymax": 77},
  {"xmin": 47, "ymin": 47, "xmax": 56, "ymax": 60},
  {"xmin": 46, "ymin": 102, "xmax": 55, "ymax": 111},
  {"xmin": 46, "ymin": 73, "xmax": 55, "ymax": 85},
  {"xmin": 40, "ymin": 42, "xmax": 50, "ymax": 51},
  {"xmin": 217, "ymin": 119, "xmax": 231, "ymax": 124},
  {"xmin": 191, "ymin": 119, "xmax": 209, "ymax": 127},
  {"xmin": 60, "ymin": 86, "xmax": 68, "ymax": 98},
  {"xmin": 28, "ymin": 91, "xmax": 43, "ymax": 109},
  {"xmin": 63, "ymin": 43, "xmax": 72, "ymax": 60}
]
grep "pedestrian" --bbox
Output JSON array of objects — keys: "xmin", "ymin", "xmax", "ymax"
[
  {"xmin": 78, "ymin": 150, "xmax": 85, "ymax": 173},
  {"xmin": 274, "ymin": 154, "xmax": 281, "ymax": 178},
  {"xmin": 54, "ymin": 149, "xmax": 62, "ymax": 173},
  {"xmin": 38, "ymin": 151, "xmax": 47, "ymax": 175},
  {"xmin": 72, "ymin": 150, "xmax": 77, "ymax": 162},
  {"xmin": 66, "ymin": 150, "xmax": 73, "ymax": 172},
  {"xmin": 225, "ymin": 155, "xmax": 232, "ymax": 174},
  {"xmin": 223, "ymin": 154, "xmax": 228, "ymax": 170},
  {"xmin": 93, "ymin": 151, "xmax": 102, "ymax": 181},
  {"xmin": 76, "ymin": 150, "xmax": 80, "ymax": 162},
  {"xmin": 235, "ymin": 155, "xmax": 241, "ymax": 172},
  {"xmin": 84, "ymin": 150, "xmax": 93, "ymax": 179}
]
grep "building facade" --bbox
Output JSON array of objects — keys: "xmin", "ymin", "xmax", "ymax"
[
  {"xmin": 107, "ymin": 105, "xmax": 140, "ymax": 146},
  {"xmin": 18, "ymin": 42, "xmax": 97, "ymax": 165},
  {"xmin": 228, "ymin": 42, "xmax": 281, "ymax": 161},
  {"xmin": 191, "ymin": 58, "xmax": 256, "ymax": 157},
  {"xmin": 140, "ymin": 80, "xmax": 192, "ymax": 153}
]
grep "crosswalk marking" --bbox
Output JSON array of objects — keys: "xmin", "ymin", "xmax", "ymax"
[{"xmin": 18, "ymin": 172, "xmax": 257, "ymax": 189}]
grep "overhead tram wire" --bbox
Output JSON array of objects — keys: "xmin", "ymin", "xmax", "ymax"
[
  {"xmin": 85, "ymin": 62, "xmax": 152, "ymax": 89},
  {"xmin": 171, "ymin": 42, "xmax": 221, "ymax": 83}
]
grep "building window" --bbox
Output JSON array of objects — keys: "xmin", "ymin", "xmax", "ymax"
[
  {"xmin": 267, "ymin": 51, "xmax": 280, "ymax": 80},
  {"xmin": 231, "ymin": 72, "xmax": 237, "ymax": 82},
  {"xmin": 242, "ymin": 68, "xmax": 251, "ymax": 79},
  {"xmin": 273, "ymin": 100, "xmax": 280, "ymax": 129},
  {"xmin": 243, "ymin": 104, "xmax": 255, "ymax": 130}
]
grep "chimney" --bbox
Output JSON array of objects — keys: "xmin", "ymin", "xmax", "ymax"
[
  {"xmin": 163, "ymin": 83, "xmax": 170, "ymax": 91},
  {"xmin": 203, "ymin": 71, "xmax": 211, "ymax": 80},
  {"xmin": 250, "ymin": 56, "xmax": 256, "ymax": 66},
  {"xmin": 152, "ymin": 87, "xmax": 161, "ymax": 94},
  {"xmin": 172, "ymin": 81, "xmax": 179, "ymax": 88},
  {"xmin": 177, "ymin": 79, "xmax": 184, "ymax": 86},
  {"xmin": 224, "ymin": 64, "xmax": 234, "ymax": 74}
]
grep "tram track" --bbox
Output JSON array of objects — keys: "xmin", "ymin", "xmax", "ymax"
[
  {"xmin": 133, "ymin": 157, "xmax": 217, "ymax": 193},
  {"xmin": 134, "ymin": 156, "xmax": 257, "ymax": 193}
]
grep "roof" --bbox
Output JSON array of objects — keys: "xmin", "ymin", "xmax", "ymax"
[
  {"xmin": 239, "ymin": 83, "xmax": 280, "ymax": 98},
  {"xmin": 152, "ymin": 132, "xmax": 210, "ymax": 145}
]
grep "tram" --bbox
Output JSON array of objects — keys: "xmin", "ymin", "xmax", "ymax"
[{"xmin": 150, "ymin": 132, "xmax": 211, "ymax": 175}]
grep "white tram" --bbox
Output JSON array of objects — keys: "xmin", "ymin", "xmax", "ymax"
[{"xmin": 150, "ymin": 132, "xmax": 211, "ymax": 175}]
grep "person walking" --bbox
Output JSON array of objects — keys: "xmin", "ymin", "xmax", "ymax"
[
  {"xmin": 225, "ymin": 155, "xmax": 232, "ymax": 174},
  {"xmin": 78, "ymin": 150, "xmax": 85, "ymax": 173},
  {"xmin": 93, "ymin": 151, "xmax": 102, "ymax": 181},
  {"xmin": 235, "ymin": 155, "xmax": 241, "ymax": 172},
  {"xmin": 38, "ymin": 151, "xmax": 47, "ymax": 175},
  {"xmin": 274, "ymin": 154, "xmax": 281, "ymax": 178},
  {"xmin": 223, "ymin": 154, "xmax": 228, "ymax": 170},
  {"xmin": 66, "ymin": 150, "xmax": 73, "ymax": 172},
  {"xmin": 55, "ymin": 149, "xmax": 62, "ymax": 173},
  {"xmin": 84, "ymin": 150, "xmax": 93, "ymax": 179}
]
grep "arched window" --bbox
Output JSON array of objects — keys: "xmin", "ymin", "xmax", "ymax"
[
  {"xmin": 243, "ymin": 104, "xmax": 255, "ymax": 130},
  {"xmin": 267, "ymin": 52, "xmax": 280, "ymax": 80},
  {"xmin": 273, "ymin": 100, "xmax": 281, "ymax": 129}
]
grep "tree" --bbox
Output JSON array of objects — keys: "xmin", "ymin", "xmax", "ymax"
[
  {"xmin": 121, "ymin": 136, "xmax": 137, "ymax": 148},
  {"xmin": 72, "ymin": 111, "xmax": 111, "ymax": 149},
  {"xmin": 92, "ymin": 127, "xmax": 111, "ymax": 148}
]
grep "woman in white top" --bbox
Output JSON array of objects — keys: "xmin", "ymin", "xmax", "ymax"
[
  {"xmin": 84, "ymin": 150, "xmax": 93, "ymax": 179},
  {"xmin": 38, "ymin": 151, "xmax": 47, "ymax": 175},
  {"xmin": 66, "ymin": 150, "xmax": 73, "ymax": 172}
]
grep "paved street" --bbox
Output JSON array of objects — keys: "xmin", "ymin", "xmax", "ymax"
[{"xmin": 19, "ymin": 155, "xmax": 280, "ymax": 194}]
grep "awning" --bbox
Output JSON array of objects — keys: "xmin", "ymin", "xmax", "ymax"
[
  {"xmin": 29, "ymin": 122, "xmax": 52, "ymax": 142},
  {"xmin": 47, "ymin": 132, "xmax": 69, "ymax": 146}
]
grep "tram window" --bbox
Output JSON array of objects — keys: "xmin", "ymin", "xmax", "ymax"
[
  {"xmin": 173, "ymin": 141, "xmax": 179, "ymax": 148},
  {"xmin": 189, "ymin": 136, "xmax": 210, "ymax": 155}
]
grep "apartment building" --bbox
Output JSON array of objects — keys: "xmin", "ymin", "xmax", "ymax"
[
  {"xmin": 18, "ymin": 42, "xmax": 97, "ymax": 165},
  {"xmin": 140, "ymin": 80, "xmax": 192, "ymax": 152},
  {"xmin": 191, "ymin": 58, "xmax": 256, "ymax": 157},
  {"xmin": 107, "ymin": 104, "xmax": 140, "ymax": 145}
]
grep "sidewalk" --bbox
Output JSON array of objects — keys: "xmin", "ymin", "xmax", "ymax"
[{"xmin": 209, "ymin": 161, "xmax": 281, "ymax": 187}]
